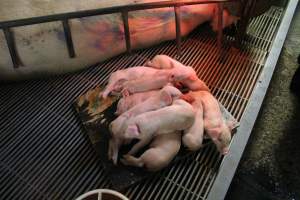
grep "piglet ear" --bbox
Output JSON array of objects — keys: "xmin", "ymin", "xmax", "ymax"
[
  {"xmin": 125, "ymin": 124, "xmax": 140, "ymax": 138},
  {"xmin": 189, "ymin": 74, "xmax": 198, "ymax": 81},
  {"xmin": 160, "ymin": 90, "xmax": 173, "ymax": 105}
]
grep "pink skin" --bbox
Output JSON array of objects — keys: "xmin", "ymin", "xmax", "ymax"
[
  {"xmin": 121, "ymin": 132, "xmax": 181, "ymax": 171},
  {"xmin": 102, "ymin": 61, "xmax": 209, "ymax": 99},
  {"xmin": 183, "ymin": 97, "xmax": 204, "ymax": 151},
  {"xmin": 170, "ymin": 66, "xmax": 210, "ymax": 92},
  {"xmin": 145, "ymin": 54, "xmax": 185, "ymax": 69},
  {"xmin": 193, "ymin": 91, "xmax": 235, "ymax": 155},
  {"xmin": 116, "ymin": 90, "xmax": 159, "ymax": 115},
  {"xmin": 180, "ymin": 76, "xmax": 210, "ymax": 92},
  {"xmin": 146, "ymin": 55, "xmax": 209, "ymax": 91},
  {"xmin": 120, "ymin": 74, "xmax": 173, "ymax": 96},
  {"xmin": 108, "ymin": 86, "xmax": 182, "ymax": 164},
  {"xmin": 102, "ymin": 66, "xmax": 160, "ymax": 99},
  {"xmin": 124, "ymin": 99, "xmax": 195, "ymax": 140}
]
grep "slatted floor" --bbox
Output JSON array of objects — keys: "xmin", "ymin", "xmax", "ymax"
[{"xmin": 0, "ymin": 6, "xmax": 282, "ymax": 200}]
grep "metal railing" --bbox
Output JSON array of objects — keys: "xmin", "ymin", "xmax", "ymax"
[{"xmin": 0, "ymin": 0, "xmax": 238, "ymax": 68}]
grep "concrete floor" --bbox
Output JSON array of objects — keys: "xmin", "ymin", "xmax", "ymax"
[{"xmin": 226, "ymin": 3, "xmax": 300, "ymax": 200}]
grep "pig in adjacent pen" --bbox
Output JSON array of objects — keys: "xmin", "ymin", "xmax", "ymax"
[{"xmin": 0, "ymin": 2, "xmax": 239, "ymax": 80}]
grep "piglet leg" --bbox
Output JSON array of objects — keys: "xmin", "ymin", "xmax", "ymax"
[
  {"xmin": 108, "ymin": 139, "xmax": 119, "ymax": 165},
  {"xmin": 121, "ymin": 155, "xmax": 144, "ymax": 168},
  {"xmin": 127, "ymin": 136, "xmax": 152, "ymax": 156}
]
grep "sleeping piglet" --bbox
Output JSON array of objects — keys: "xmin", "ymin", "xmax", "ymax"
[
  {"xmin": 108, "ymin": 86, "xmax": 182, "ymax": 164},
  {"xmin": 116, "ymin": 90, "xmax": 159, "ymax": 115},
  {"xmin": 145, "ymin": 54, "xmax": 185, "ymax": 69},
  {"xmin": 120, "ymin": 73, "xmax": 173, "ymax": 97},
  {"xmin": 196, "ymin": 91, "xmax": 236, "ymax": 155},
  {"xmin": 102, "ymin": 66, "xmax": 160, "ymax": 99},
  {"xmin": 145, "ymin": 55, "xmax": 210, "ymax": 91},
  {"xmin": 121, "ymin": 131, "xmax": 181, "ymax": 171},
  {"xmin": 124, "ymin": 99, "xmax": 195, "ymax": 140},
  {"xmin": 182, "ymin": 91, "xmax": 204, "ymax": 151},
  {"xmin": 170, "ymin": 66, "xmax": 210, "ymax": 92}
]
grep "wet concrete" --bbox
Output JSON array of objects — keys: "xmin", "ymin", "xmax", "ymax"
[{"xmin": 226, "ymin": 3, "xmax": 300, "ymax": 200}]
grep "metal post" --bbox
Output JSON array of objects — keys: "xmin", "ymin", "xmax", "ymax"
[
  {"xmin": 3, "ymin": 28, "xmax": 22, "ymax": 68},
  {"xmin": 62, "ymin": 19, "xmax": 76, "ymax": 58},
  {"xmin": 122, "ymin": 11, "xmax": 131, "ymax": 54},
  {"xmin": 217, "ymin": 3, "xmax": 224, "ymax": 49},
  {"xmin": 174, "ymin": 6, "xmax": 182, "ymax": 56}
]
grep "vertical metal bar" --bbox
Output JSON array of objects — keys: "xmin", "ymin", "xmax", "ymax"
[
  {"xmin": 3, "ymin": 28, "xmax": 22, "ymax": 68},
  {"xmin": 122, "ymin": 11, "xmax": 131, "ymax": 54},
  {"xmin": 217, "ymin": 3, "xmax": 224, "ymax": 49},
  {"xmin": 174, "ymin": 6, "xmax": 182, "ymax": 56},
  {"xmin": 62, "ymin": 19, "xmax": 76, "ymax": 58},
  {"xmin": 235, "ymin": 0, "xmax": 257, "ymax": 47}
]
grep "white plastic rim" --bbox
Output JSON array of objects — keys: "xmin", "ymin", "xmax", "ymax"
[{"xmin": 75, "ymin": 189, "xmax": 129, "ymax": 200}]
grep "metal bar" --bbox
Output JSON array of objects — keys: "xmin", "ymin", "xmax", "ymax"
[
  {"xmin": 122, "ymin": 11, "xmax": 131, "ymax": 54},
  {"xmin": 207, "ymin": 1, "xmax": 298, "ymax": 199},
  {"xmin": 62, "ymin": 19, "xmax": 76, "ymax": 58},
  {"xmin": 3, "ymin": 28, "xmax": 22, "ymax": 68},
  {"xmin": 0, "ymin": 0, "xmax": 237, "ymax": 29},
  {"xmin": 174, "ymin": 6, "xmax": 181, "ymax": 56},
  {"xmin": 217, "ymin": 3, "xmax": 224, "ymax": 49}
]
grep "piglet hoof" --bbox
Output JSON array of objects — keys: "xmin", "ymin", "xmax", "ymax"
[
  {"xmin": 112, "ymin": 155, "xmax": 118, "ymax": 165},
  {"xmin": 221, "ymin": 148, "xmax": 229, "ymax": 155},
  {"xmin": 120, "ymin": 155, "xmax": 131, "ymax": 166}
]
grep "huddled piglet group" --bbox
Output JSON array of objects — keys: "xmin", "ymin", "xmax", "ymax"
[{"xmin": 102, "ymin": 55, "xmax": 237, "ymax": 171}]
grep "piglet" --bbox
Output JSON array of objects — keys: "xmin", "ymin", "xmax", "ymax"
[
  {"xmin": 121, "ymin": 132, "xmax": 181, "ymax": 171},
  {"xmin": 169, "ymin": 65, "xmax": 210, "ymax": 92},
  {"xmin": 145, "ymin": 55, "xmax": 210, "ymax": 91},
  {"xmin": 196, "ymin": 91, "xmax": 236, "ymax": 155},
  {"xmin": 108, "ymin": 86, "xmax": 181, "ymax": 164},
  {"xmin": 182, "ymin": 92, "xmax": 204, "ymax": 151},
  {"xmin": 145, "ymin": 54, "xmax": 209, "ymax": 90},
  {"xmin": 116, "ymin": 90, "xmax": 159, "ymax": 115},
  {"xmin": 121, "ymin": 73, "xmax": 172, "ymax": 96},
  {"xmin": 145, "ymin": 54, "xmax": 185, "ymax": 69},
  {"xmin": 124, "ymin": 99, "xmax": 195, "ymax": 140},
  {"xmin": 102, "ymin": 66, "xmax": 160, "ymax": 99}
]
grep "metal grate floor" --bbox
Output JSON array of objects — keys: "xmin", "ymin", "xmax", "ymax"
[{"xmin": 0, "ymin": 7, "xmax": 282, "ymax": 200}]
